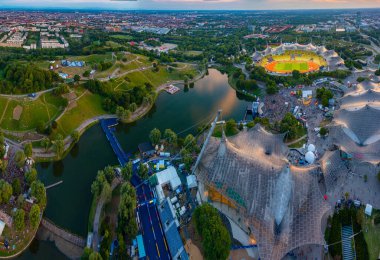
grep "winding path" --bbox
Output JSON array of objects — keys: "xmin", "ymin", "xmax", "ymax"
[{"xmin": 92, "ymin": 178, "xmax": 121, "ymax": 251}]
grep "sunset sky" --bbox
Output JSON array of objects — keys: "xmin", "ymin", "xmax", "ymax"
[{"xmin": 0, "ymin": 0, "xmax": 379, "ymax": 10}]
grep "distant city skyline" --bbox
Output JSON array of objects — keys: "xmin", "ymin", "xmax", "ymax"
[{"xmin": 0, "ymin": 0, "xmax": 380, "ymax": 10}]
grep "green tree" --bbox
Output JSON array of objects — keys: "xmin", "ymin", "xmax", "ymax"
[
  {"xmin": 118, "ymin": 183, "xmax": 138, "ymax": 238},
  {"xmin": 149, "ymin": 128, "xmax": 161, "ymax": 145},
  {"xmin": 15, "ymin": 150, "xmax": 26, "ymax": 168},
  {"xmin": 320, "ymin": 127, "xmax": 328, "ymax": 137},
  {"xmin": 12, "ymin": 179, "xmax": 21, "ymax": 195},
  {"xmin": 0, "ymin": 180, "xmax": 13, "ymax": 204},
  {"xmin": 14, "ymin": 209, "xmax": 25, "ymax": 231},
  {"xmin": 25, "ymin": 168, "xmax": 38, "ymax": 185},
  {"xmin": 83, "ymin": 70, "xmax": 91, "ymax": 77},
  {"xmin": 31, "ymin": 180, "xmax": 47, "ymax": 208},
  {"xmin": 41, "ymin": 138, "xmax": 51, "ymax": 152},
  {"xmin": 89, "ymin": 252, "xmax": 103, "ymax": 260},
  {"xmin": 164, "ymin": 129, "xmax": 177, "ymax": 145},
  {"xmin": 54, "ymin": 134, "xmax": 65, "ymax": 159},
  {"xmin": 72, "ymin": 130, "xmax": 80, "ymax": 143},
  {"xmin": 29, "ymin": 204, "xmax": 40, "ymax": 228},
  {"xmin": 122, "ymin": 162, "xmax": 133, "ymax": 181},
  {"xmin": 91, "ymin": 171, "xmax": 107, "ymax": 197},
  {"xmin": 377, "ymin": 171, "xmax": 380, "ymax": 183},
  {"xmin": 99, "ymin": 229, "xmax": 111, "ymax": 259},
  {"xmin": 74, "ymin": 74, "xmax": 81, "ymax": 83},
  {"xmin": 292, "ymin": 70, "xmax": 301, "ymax": 79},
  {"xmin": 184, "ymin": 134, "xmax": 196, "ymax": 151},
  {"xmin": 225, "ymin": 119, "xmax": 237, "ymax": 136},
  {"xmin": 193, "ymin": 204, "xmax": 231, "ymax": 260},
  {"xmin": 24, "ymin": 142, "xmax": 33, "ymax": 157},
  {"xmin": 129, "ymin": 103, "xmax": 137, "ymax": 112},
  {"xmin": 180, "ymin": 149, "xmax": 193, "ymax": 170},
  {"xmin": 81, "ymin": 247, "xmax": 94, "ymax": 260},
  {"xmin": 138, "ymin": 163, "xmax": 149, "ymax": 180},
  {"xmin": 100, "ymin": 181, "xmax": 112, "ymax": 202}
]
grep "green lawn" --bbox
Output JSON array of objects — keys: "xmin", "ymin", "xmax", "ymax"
[
  {"xmin": 275, "ymin": 61, "xmax": 309, "ymax": 72},
  {"xmin": 56, "ymin": 91, "xmax": 106, "ymax": 136},
  {"xmin": 363, "ymin": 210, "xmax": 380, "ymax": 260},
  {"xmin": 110, "ymin": 34, "xmax": 133, "ymax": 40},
  {"xmin": 0, "ymin": 93, "xmax": 65, "ymax": 131}
]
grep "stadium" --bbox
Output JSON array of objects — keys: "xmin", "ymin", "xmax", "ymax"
[{"xmin": 252, "ymin": 43, "xmax": 345, "ymax": 75}]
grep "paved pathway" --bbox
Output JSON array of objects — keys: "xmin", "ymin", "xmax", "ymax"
[{"xmin": 92, "ymin": 178, "xmax": 121, "ymax": 251}]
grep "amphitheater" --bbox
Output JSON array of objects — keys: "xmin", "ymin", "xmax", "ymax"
[{"xmin": 252, "ymin": 43, "xmax": 345, "ymax": 75}]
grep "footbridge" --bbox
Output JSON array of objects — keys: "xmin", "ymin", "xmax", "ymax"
[
  {"xmin": 40, "ymin": 218, "xmax": 86, "ymax": 248},
  {"xmin": 100, "ymin": 118, "xmax": 131, "ymax": 166}
]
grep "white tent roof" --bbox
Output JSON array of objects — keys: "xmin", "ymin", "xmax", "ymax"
[
  {"xmin": 365, "ymin": 204, "xmax": 373, "ymax": 216},
  {"xmin": 0, "ymin": 220, "xmax": 5, "ymax": 236},
  {"xmin": 305, "ymin": 151, "xmax": 316, "ymax": 164},
  {"xmin": 186, "ymin": 175, "xmax": 197, "ymax": 189},
  {"xmin": 156, "ymin": 166, "xmax": 181, "ymax": 191},
  {"xmin": 307, "ymin": 144, "xmax": 316, "ymax": 152}
]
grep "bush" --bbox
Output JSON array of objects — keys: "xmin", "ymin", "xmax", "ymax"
[{"xmin": 320, "ymin": 127, "xmax": 328, "ymax": 136}]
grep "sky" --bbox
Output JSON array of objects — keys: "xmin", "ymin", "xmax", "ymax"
[{"xmin": 0, "ymin": 0, "xmax": 380, "ymax": 10}]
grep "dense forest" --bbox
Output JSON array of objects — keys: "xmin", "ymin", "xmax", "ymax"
[{"xmin": 0, "ymin": 62, "xmax": 61, "ymax": 94}]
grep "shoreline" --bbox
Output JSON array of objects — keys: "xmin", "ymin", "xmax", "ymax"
[
  {"xmin": 4, "ymin": 69, "xmax": 207, "ymax": 163},
  {"xmin": 0, "ymin": 216, "xmax": 43, "ymax": 259}
]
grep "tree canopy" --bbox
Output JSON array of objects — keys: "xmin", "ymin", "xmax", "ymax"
[
  {"xmin": 118, "ymin": 183, "xmax": 138, "ymax": 239},
  {"xmin": 193, "ymin": 204, "xmax": 231, "ymax": 260},
  {"xmin": 31, "ymin": 180, "xmax": 47, "ymax": 208},
  {"xmin": 1, "ymin": 63, "xmax": 60, "ymax": 94}
]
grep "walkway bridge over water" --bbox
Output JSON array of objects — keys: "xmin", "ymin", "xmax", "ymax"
[
  {"xmin": 40, "ymin": 218, "xmax": 86, "ymax": 248},
  {"xmin": 100, "ymin": 118, "xmax": 131, "ymax": 166}
]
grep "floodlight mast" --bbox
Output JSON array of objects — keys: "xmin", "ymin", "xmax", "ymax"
[{"xmin": 192, "ymin": 109, "xmax": 221, "ymax": 175}]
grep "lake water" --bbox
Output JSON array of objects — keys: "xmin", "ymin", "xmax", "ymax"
[{"xmin": 26, "ymin": 69, "xmax": 251, "ymax": 257}]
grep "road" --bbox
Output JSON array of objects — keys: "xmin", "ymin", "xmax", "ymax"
[
  {"xmin": 0, "ymin": 87, "xmax": 58, "ymax": 99},
  {"xmin": 136, "ymin": 182, "xmax": 170, "ymax": 260}
]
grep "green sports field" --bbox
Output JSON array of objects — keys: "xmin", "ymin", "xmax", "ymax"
[{"xmin": 274, "ymin": 61, "xmax": 309, "ymax": 72}]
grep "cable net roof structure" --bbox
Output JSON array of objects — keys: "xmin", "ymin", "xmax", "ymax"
[
  {"xmin": 328, "ymin": 126, "xmax": 380, "ymax": 164},
  {"xmin": 197, "ymin": 125, "xmax": 330, "ymax": 260},
  {"xmin": 340, "ymin": 89, "xmax": 380, "ymax": 110},
  {"xmin": 320, "ymin": 150, "xmax": 349, "ymax": 193},
  {"xmin": 333, "ymin": 105, "xmax": 380, "ymax": 145}
]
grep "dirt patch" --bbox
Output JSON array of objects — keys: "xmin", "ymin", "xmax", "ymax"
[
  {"xmin": 62, "ymin": 92, "xmax": 77, "ymax": 102},
  {"xmin": 13, "ymin": 105, "xmax": 23, "ymax": 120},
  {"xmin": 66, "ymin": 101, "xmax": 77, "ymax": 111},
  {"xmin": 185, "ymin": 240, "xmax": 203, "ymax": 260},
  {"xmin": 186, "ymin": 219, "xmax": 204, "ymax": 256}
]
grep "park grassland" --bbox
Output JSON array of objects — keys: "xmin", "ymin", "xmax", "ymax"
[
  {"xmin": 0, "ymin": 93, "xmax": 65, "ymax": 132},
  {"xmin": 363, "ymin": 210, "xmax": 380, "ymax": 260},
  {"xmin": 56, "ymin": 91, "xmax": 106, "ymax": 136}
]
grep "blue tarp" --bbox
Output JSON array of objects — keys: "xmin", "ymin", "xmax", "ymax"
[{"xmin": 137, "ymin": 235, "xmax": 146, "ymax": 258}]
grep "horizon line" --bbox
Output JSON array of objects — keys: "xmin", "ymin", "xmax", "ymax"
[{"xmin": 0, "ymin": 7, "xmax": 380, "ymax": 11}]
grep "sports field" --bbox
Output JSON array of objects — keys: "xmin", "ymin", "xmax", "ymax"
[
  {"xmin": 260, "ymin": 50, "xmax": 327, "ymax": 74},
  {"xmin": 275, "ymin": 61, "xmax": 309, "ymax": 72}
]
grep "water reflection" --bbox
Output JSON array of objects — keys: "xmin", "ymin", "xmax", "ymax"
[
  {"xmin": 69, "ymin": 143, "xmax": 80, "ymax": 158},
  {"xmin": 52, "ymin": 161, "xmax": 64, "ymax": 178},
  {"xmin": 34, "ymin": 69, "xmax": 250, "ymax": 256}
]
